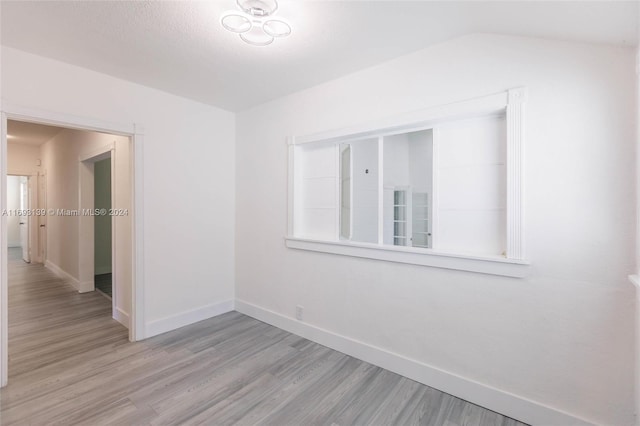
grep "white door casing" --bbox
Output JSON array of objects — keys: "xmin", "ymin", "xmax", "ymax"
[{"xmin": 0, "ymin": 104, "xmax": 146, "ymax": 388}]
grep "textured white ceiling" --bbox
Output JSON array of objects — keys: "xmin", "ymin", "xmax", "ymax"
[
  {"xmin": 7, "ymin": 120, "xmax": 63, "ymax": 147},
  {"xmin": 1, "ymin": 1, "xmax": 637, "ymax": 112}
]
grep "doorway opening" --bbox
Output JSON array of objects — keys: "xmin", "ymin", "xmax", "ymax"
[
  {"xmin": 6, "ymin": 175, "xmax": 35, "ymax": 264},
  {"xmin": 94, "ymin": 157, "xmax": 112, "ymax": 298},
  {"xmin": 78, "ymin": 146, "xmax": 120, "ymax": 321},
  {"xmin": 1, "ymin": 109, "xmax": 145, "ymax": 387}
]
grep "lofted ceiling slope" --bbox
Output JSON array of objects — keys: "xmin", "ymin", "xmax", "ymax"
[{"xmin": 1, "ymin": 1, "xmax": 638, "ymax": 112}]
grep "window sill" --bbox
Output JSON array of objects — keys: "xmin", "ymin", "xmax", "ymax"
[{"xmin": 285, "ymin": 237, "xmax": 530, "ymax": 278}]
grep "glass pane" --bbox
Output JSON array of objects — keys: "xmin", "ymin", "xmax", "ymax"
[
  {"xmin": 413, "ymin": 192, "xmax": 428, "ymax": 206},
  {"xmin": 412, "ymin": 234, "xmax": 429, "ymax": 248},
  {"xmin": 348, "ymin": 138, "xmax": 379, "ymax": 244},
  {"xmin": 340, "ymin": 144, "xmax": 351, "ymax": 239},
  {"xmin": 412, "ymin": 205, "xmax": 428, "ymax": 216},
  {"xmin": 413, "ymin": 219, "xmax": 428, "ymax": 233},
  {"xmin": 383, "ymin": 130, "xmax": 433, "ymax": 249},
  {"xmin": 341, "ymin": 181, "xmax": 350, "ymax": 207},
  {"xmin": 394, "ymin": 237, "xmax": 407, "ymax": 246},
  {"xmin": 394, "ymin": 206, "xmax": 406, "ymax": 221}
]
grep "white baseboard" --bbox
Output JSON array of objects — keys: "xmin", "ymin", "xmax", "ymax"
[
  {"xmin": 235, "ymin": 299, "xmax": 593, "ymax": 426},
  {"xmin": 77, "ymin": 280, "xmax": 94, "ymax": 293},
  {"xmin": 45, "ymin": 260, "xmax": 81, "ymax": 291},
  {"xmin": 629, "ymin": 275, "xmax": 640, "ymax": 426},
  {"xmin": 145, "ymin": 299, "xmax": 235, "ymax": 338},
  {"xmin": 114, "ymin": 307, "xmax": 129, "ymax": 329}
]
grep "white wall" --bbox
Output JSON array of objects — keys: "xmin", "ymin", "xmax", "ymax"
[
  {"xmin": 6, "ymin": 176, "xmax": 20, "ymax": 247},
  {"xmin": 436, "ymin": 115, "xmax": 506, "ymax": 255},
  {"xmin": 7, "ymin": 142, "xmax": 39, "ymax": 174},
  {"xmin": 1, "ymin": 46, "xmax": 236, "ymax": 336},
  {"xmin": 296, "ymin": 143, "xmax": 338, "ymax": 240},
  {"xmin": 40, "ymin": 128, "xmax": 129, "ymax": 314},
  {"xmin": 236, "ymin": 34, "xmax": 636, "ymax": 425},
  {"xmin": 635, "ymin": 14, "xmax": 640, "ymax": 423}
]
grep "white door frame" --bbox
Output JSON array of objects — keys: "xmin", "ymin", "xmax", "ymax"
[
  {"xmin": 0, "ymin": 103, "xmax": 146, "ymax": 387},
  {"xmin": 78, "ymin": 144, "xmax": 114, "ymax": 294},
  {"xmin": 78, "ymin": 146, "xmax": 117, "ymax": 323}
]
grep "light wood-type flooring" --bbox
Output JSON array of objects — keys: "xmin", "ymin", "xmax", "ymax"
[{"xmin": 1, "ymin": 248, "xmax": 527, "ymax": 425}]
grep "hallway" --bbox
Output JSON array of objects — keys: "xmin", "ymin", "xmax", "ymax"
[
  {"xmin": 2, "ymin": 248, "xmax": 130, "ymax": 423},
  {"xmin": 6, "ymin": 248, "xmax": 128, "ymax": 380}
]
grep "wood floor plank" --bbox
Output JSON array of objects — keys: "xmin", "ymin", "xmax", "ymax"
[
  {"xmin": 364, "ymin": 378, "xmax": 425, "ymax": 425},
  {"xmin": 1, "ymin": 248, "xmax": 529, "ymax": 426},
  {"xmin": 312, "ymin": 367, "xmax": 404, "ymax": 426}
]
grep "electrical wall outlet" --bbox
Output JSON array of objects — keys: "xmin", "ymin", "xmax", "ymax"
[{"xmin": 295, "ymin": 305, "xmax": 304, "ymax": 321}]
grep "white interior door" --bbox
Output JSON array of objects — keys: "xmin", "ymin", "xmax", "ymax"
[{"xmin": 19, "ymin": 177, "xmax": 29, "ymax": 263}]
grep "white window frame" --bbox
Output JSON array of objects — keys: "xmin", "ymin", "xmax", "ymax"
[{"xmin": 286, "ymin": 88, "xmax": 528, "ymax": 278}]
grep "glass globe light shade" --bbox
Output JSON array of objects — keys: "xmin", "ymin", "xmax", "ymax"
[
  {"xmin": 263, "ymin": 19, "xmax": 291, "ymax": 37},
  {"xmin": 221, "ymin": 14, "xmax": 251, "ymax": 33},
  {"xmin": 239, "ymin": 23, "xmax": 274, "ymax": 46}
]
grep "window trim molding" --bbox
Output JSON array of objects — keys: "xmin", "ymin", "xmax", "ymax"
[
  {"xmin": 287, "ymin": 88, "xmax": 528, "ymax": 277},
  {"xmin": 506, "ymin": 88, "xmax": 526, "ymax": 260},
  {"xmin": 285, "ymin": 237, "xmax": 529, "ymax": 278}
]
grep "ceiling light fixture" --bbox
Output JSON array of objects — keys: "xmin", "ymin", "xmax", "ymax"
[{"xmin": 221, "ymin": 0, "xmax": 291, "ymax": 46}]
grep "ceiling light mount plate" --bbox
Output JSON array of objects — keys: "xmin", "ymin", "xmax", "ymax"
[
  {"xmin": 237, "ymin": 0, "xmax": 278, "ymax": 17},
  {"xmin": 222, "ymin": 0, "xmax": 291, "ymax": 46}
]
